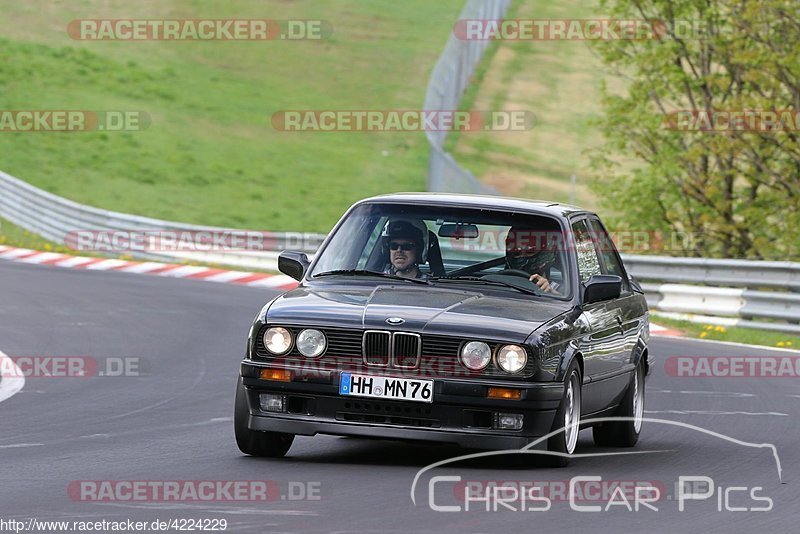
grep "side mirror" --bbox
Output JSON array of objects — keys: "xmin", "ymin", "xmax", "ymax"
[
  {"xmin": 278, "ymin": 251, "xmax": 310, "ymax": 281},
  {"xmin": 582, "ymin": 274, "xmax": 622, "ymax": 304}
]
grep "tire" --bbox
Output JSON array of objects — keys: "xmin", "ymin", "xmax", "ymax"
[
  {"xmin": 546, "ymin": 360, "xmax": 582, "ymax": 467},
  {"xmin": 592, "ymin": 361, "xmax": 644, "ymax": 448},
  {"xmin": 234, "ymin": 378, "xmax": 294, "ymax": 457}
]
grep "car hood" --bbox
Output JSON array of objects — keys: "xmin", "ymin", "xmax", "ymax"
[{"xmin": 265, "ymin": 283, "xmax": 572, "ymax": 342}]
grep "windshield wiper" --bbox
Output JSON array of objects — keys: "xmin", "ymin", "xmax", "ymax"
[
  {"xmin": 312, "ymin": 269, "xmax": 429, "ymax": 284},
  {"xmin": 430, "ymin": 275, "xmax": 540, "ymax": 296}
]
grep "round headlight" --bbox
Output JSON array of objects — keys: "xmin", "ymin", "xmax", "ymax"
[
  {"xmin": 460, "ymin": 341, "xmax": 491, "ymax": 370},
  {"xmin": 497, "ymin": 344, "xmax": 527, "ymax": 373},
  {"xmin": 296, "ymin": 329, "xmax": 326, "ymax": 357},
  {"xmin": 263, "ymin": 327, "xmax": 292, "ymax": 355}
]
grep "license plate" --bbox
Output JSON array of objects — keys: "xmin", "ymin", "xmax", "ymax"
[{"xmin": 339, "ymin": 373, "xmax": 433, "ymax": 403}]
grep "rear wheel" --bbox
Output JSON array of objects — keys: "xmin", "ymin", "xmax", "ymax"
[
  {"xmin": 593, "ymin": 361, "xmax": 644, "ymax": 448},
  {"xmin": 234, "ymin": 378, "xmax": 294, "ymax": 457},
  {"xmin": 547, "ymin": 361, "xmax": 582, "ymax": 467}
]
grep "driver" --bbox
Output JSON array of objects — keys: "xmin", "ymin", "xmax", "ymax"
[
  {"xmin": 505, "ymin": 226, "xmax": 561, "ymax": 294},
  {"xmin": 383, "ymin": 220, "xmax": 428, "ymax": 280}
]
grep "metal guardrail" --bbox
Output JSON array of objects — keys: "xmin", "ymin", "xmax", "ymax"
[
  {"xmin": 621, "ymin": 254, "xmax": 800, "ymax": 291},
  {"xmin": 0, "ymin": 170, "xmax": 324, "ymax": 271},
  {"xmin": 2, "ymin": 167, "xmax": 799, "ymax": 332},
  {"xmin": 423, "ymin": 0, "xmax": 509, "ymax": 194},
  {"xmin": 625, "ymin": 255, "xmax": 800, "ymax": 334}
]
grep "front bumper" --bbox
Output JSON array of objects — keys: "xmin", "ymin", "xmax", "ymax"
[{"xmin": 240, "ymin": 360, "xmax": 564, "ymax": 450}]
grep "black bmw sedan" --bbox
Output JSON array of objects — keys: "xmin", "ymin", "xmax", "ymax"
[{"xmin": 235, "ymin": 193, "xmax": 653, "ymax": 465}]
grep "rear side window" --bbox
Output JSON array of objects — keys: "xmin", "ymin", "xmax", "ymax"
[{"xmin": 571, "ymin": 219, "xmax": 601, "ymax": 283}]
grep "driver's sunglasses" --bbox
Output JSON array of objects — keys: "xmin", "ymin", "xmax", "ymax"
[{"xmin": 389, "ymin": 242, "xmax": 416, "ymax": 251}]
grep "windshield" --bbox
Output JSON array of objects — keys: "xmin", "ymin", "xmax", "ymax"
[{"xmin": 309, "ymin": 202, "xmax": 572, "ymax": 299}]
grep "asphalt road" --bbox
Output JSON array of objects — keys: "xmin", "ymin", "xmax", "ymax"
[{"xmin": 0, "ymin": 259, "xmax": 797, "ymax": 533}]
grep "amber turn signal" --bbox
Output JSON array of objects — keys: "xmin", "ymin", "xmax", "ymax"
[
  {"xmin": 487, "ymin": 387, "xmax": 522, "ymax": 400},
  {"xmin": 259, "ymin": 368, "xmax": 292, "ymax": 381}
]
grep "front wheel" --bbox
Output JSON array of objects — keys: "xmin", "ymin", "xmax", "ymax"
[
  {"xmin": 234, "ymin": 378, "xmax": 294, "ymax": 457},
  {"xmin": 547, "ymin": 361, "xmax": 582, "ymax": 467},
  {"xmin": 593, "ymin": 361, "xmax": 644, "ymax": 448}
]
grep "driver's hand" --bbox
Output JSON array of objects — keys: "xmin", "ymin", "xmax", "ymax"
[{"xmin": 529, "ymin": 273, "xmax": 553, "ymax": 293}]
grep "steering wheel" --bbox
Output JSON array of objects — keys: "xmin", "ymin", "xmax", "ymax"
[{"xmin": 490, "ymin": 269, "xmax": 533, "ymax": 280}]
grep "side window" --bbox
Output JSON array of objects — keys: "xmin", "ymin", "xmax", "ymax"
[
  {"xmin": 587, "ymin": 219, "xmax": 624, "ymax": 276},
  {"xmin": 356, "ymin": 216, "xmax": 387, "ymax": 269},
  {"xmin": 588, "ymin": 218, "xmax": 630, "ymax": 292},
  {"xmin": 571, "ymin": 219, "xmax": 601, "ymax": 283}
]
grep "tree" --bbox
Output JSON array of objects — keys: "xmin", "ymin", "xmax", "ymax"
[{"xmin": 591, "ymin": 0, "xmax": 800, "ymax": 259}]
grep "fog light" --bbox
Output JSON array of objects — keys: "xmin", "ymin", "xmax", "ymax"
[
  {"xmin": 492, "ymin": 412, "xmax": 523, "ymax": 430},
  {"xmin": 260, "ymin": 393, "xmax": 286, "ymax": 413}
]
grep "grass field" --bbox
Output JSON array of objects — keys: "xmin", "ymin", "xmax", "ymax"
[
  {"xmin": 0, "ymin": 216, "xmax": 74, "ymax": 253},
  {"xmin": 0, "ymin": 0, "xmax": 463, "ymax": 233},
  {"xmin": 448, "ymin": 0, "xmax": 625, "ymax": 211}
]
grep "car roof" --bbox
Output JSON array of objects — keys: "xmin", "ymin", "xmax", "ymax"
[{"xmin": 357, "ymin": 192, "xmax": 591, "ymax": 218}]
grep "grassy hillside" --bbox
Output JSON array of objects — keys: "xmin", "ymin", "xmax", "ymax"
[
  {"xmin": 448, "ymin": 0, "xmax": 624, "ymax": 211},
  {"xmin": 0, "ymin": 0, "xmax": 463, "ymax": 232}
]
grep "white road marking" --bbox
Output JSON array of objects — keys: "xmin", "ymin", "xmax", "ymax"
[
  {"xmin": 118, "ymin": 262, "xmax": 169, "ymax": 274},
  {"xmin": 180, "ymin": 417, "xmax": 232, "ymax": 427},
  {"xmin": 0, "ymin": 350, "xmax": 25, "ymax": 403},
  {"xmin": 247, "ymin": 275, "xmax": 297, "ymax": 288},
  {"xmin": 652, "ymin": 389, "xmax": 756, "ymax": 398},
  {"xmin": 0, "ymin": 443, "xmax": 44, "ymax": 448},
  {"xmin": 646, "ymin": 410, "xmax": 787, "ymax": 416},
  {"xmin": 155, "ymin": 265, "xmax": 211, "ymax": 278},
  {"xmin": 0, "ymin": 248, "xmax": 35, "ymax": 259},
  {"xmin": 202, "ymin": 271, "xmax": 255, "ymax": 283},
  {"xmin": 0, "ymin": 246, "xmax": 296, "ymax": 290},
  {"xmin": 54, "ymin": 256, "xmax": 99, "ymax": 268},
  {"xmin": 18, "ymin": 252, "xmax": 66, "ymax": 264},
  {"xmin": 84, "ymin": 259, "xmax": 130, "ymax": 270}
]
